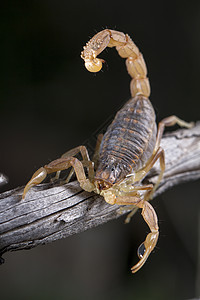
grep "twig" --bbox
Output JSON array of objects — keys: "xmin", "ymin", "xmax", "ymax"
[{"xmin": 0, "ymin": 122, "xmax": 200, "ymax": 262}]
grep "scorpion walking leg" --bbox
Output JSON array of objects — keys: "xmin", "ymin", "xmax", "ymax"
[
  {"xmin": 22, "ymin": 156, "xmax": 95, "ymax": 199},
  {"xmin": 154, "ymin": 115, "xmax": 194, "ymax": 152},
  {"xmin": 132, "ymin": 116, "xmax": 193, "ymax": 200},
  {"xmin": 54, "ymin": 145, "xmax": 94, "ymax": 182},
  {"xmin": 144, "ymin": 147, "xmax": 165, "ymax": 197},
  {"xmin": 115, "ymin": 192, "xmax": 159, "ymax": 273},
  {"xmin": 139, "ymin": 116, "xmax": 193, "ymax": 197},
  {"xmin": 134, "ymin": 147, "xmax": 165, "ymax": 199}
]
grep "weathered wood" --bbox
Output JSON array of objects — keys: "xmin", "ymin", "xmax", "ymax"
[{"xmin": 0, "ymin": 122, "xmax": 200, "ymax": 262}]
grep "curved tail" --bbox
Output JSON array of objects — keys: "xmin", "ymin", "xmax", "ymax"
[{"xmin": 81, "ymin": 29, "xmax": 150, "ymax": 98}]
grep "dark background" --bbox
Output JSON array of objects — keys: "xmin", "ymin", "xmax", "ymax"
[{"xmin": 0, "ymin": 1, "xmax": 200, "ymax": 299}]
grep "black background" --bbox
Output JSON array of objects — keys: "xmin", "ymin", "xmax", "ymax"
[{"xmin": 0, "ymin": 1, "xmax": 200, "ymax": 299}]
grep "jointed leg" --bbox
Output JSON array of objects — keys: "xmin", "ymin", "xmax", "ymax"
[
  {"xmin": 62, "ymin": 134, "xmax": 103, "ymax": 183},
  {"xmin": 138, "ymin": 115, "xmax": 193, "ymax": 198},
  {"xmin": 22, "ymin": 156, "xmax": 95, "ymax": 199},
  {"xmin": 124, "ymin": 116, "xmax": 193, "ymax": 196},
  {"xmin": 144, "ymin": 147, "xmax": 165, "ymax": 198},
  {"xmin": 60, "ymin": 145, "xmax": 90, "ymax": 161},
  {"xmin": 133, "ymin": 147, "xmax": 165, "ymax": 199},
  {"xmin": 154, "ymin": 115, "xmax": 194, "ymax": 152},
  {"xmin": 54, "ymin": 145, "xmax": 94, "ymax": 182}
]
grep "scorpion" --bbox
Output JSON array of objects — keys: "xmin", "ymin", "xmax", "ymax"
[{"xmin": 22, "ymin": 29, "xmax": 193, "ymax": 273}]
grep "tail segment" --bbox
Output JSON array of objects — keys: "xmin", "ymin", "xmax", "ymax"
[{"xmin": 81, "ymin": 29, "xmax": 150, "ymax": 98}]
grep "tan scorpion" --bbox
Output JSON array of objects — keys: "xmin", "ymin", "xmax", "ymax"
[{"xmin": 22, "ymin": 29, "xmax": 193, "ymax": 273}]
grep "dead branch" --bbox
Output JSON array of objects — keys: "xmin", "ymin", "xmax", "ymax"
[{"xmin": 0, "ymin": 122, "xmax": 200, "ymax": 262}]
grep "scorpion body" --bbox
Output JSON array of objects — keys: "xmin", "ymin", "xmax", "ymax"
[
  {"xmin": 23, "ymin": 29, "xmax": 193, "ymax": 273},
  {"xmin": 95, "ymin": 96, "xmax": 157, "ymax": 188}
]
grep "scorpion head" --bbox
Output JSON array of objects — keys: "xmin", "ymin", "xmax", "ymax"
[{"xmin": 94, "ymin": 159, "xmax": 128, "ymax": 192}]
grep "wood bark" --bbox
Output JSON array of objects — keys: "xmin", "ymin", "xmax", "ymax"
[{"xmin": 0, "ymin": 122, "xmax": 200, "ymax": 263}]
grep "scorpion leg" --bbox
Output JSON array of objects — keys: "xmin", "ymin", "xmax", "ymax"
[
  {"xmin": 22, "ymin": 156, "xmax": 95, "ymax": 199},
  {"xmin": 154, "ymin": 115, "xmax": 194, "ymax": 152},
  {"xmin": 144, "ymin": 147, "xmax": 165, "ymax": 197},
  {"xmin": 133, "ymin": 116, "xmax": 193, "ymax": 199},
  {"xmin": 138, "ymin": 116, "xmax": 193, "ymax": 197},
  {"xmin": 54, "ymin": 145, "xmax": 94, "ymax": 182},
  {"xmin": 133, "ymin": 147, "xmax": 165, "ymax": 198},
  {"xmin": 114, "ymin": 191, "xmax": 159, "ymax": 273}
]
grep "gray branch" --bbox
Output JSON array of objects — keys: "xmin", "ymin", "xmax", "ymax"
[{"xmin": 0, "ymin": 122, "xmax": 200, "ymax": 262}]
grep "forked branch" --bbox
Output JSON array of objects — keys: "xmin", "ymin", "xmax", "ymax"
[{"xmin": 0, "ymin": 122, "xmax": 200, "ymax": 262}]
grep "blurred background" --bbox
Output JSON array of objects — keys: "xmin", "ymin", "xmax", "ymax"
[{"xmin": 0, "ymin": 0, "xmax": 200, "ymax": 299}]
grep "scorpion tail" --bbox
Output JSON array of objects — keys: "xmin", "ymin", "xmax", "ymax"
[{"xmin": 81, "ymin": 29, "xmax": 150, "ymax": 98}]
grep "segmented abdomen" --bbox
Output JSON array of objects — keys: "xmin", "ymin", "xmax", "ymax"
[{"xmin": 98, "ymin": 96, "xmax": 157, "ymax": 174}]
